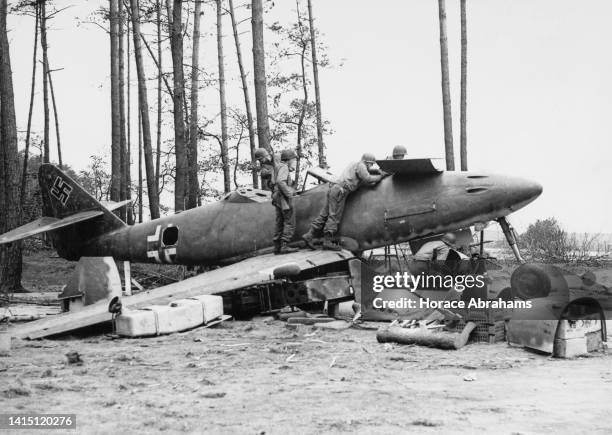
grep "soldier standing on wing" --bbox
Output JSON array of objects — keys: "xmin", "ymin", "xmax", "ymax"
[{"xmin": 272, "ymin": 149, "xmax": 300, "ymax": 255}]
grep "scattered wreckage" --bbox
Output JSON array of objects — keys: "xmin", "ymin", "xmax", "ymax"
[{"xmin": 0, "ymin": 160, "xmax": 609, "ymax": 358}]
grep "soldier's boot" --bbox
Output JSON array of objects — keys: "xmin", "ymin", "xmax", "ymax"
[
  {"xmin": 322, "ymin": 233, "xmax": 341, "ymax": 251},
  {"xmin": 273, "ymin": 240, "xmax": 281, "ymax": 255},
  {"xmin": 278, "ymin": 241, "xmax": 299, "ymax": 254},
  {"xmin": 301, "ymin": 230, "xmax": 318, "ymax": 250}
]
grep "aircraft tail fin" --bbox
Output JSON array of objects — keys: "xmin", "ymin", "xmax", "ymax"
[{"xmin": 0, "ymin": 164, "xmax": 127, "ymax": 258}]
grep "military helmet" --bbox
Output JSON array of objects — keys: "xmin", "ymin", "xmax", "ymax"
[
  {"xmin": 442, "ymin": 232, "xmax": 457, "ymax": 245},
  {"xmin": 392, "ymin": 145, "xmax": 407, "ymax": 157},
  {"xmin": 361, "ymin": 152, "xmax": 376, "ymax": 163},
  {"xmin": 254, "ymin": 148, "xmax": 270, "ymax": 161},
  {"xmin": 280, "ymin": 149, "xmax": 298, "ymax": 161}
]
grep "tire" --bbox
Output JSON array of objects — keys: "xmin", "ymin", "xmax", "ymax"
[{"xmin": 510, "ymin": 264, "xmax": 552, "ymax": 299}]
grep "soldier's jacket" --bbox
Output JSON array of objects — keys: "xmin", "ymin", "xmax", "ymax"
[
  {"xmin": 335, "ymin": 161, "xmax": 382, "ymax": 193},
  {"xmin": 272, "ymin": 162, "xmax": 294, "ymax": 211}
]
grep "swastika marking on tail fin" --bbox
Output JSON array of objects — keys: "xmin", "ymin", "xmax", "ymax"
[{"xmin": 50, "ymin": 176, "xmax": 73, "ymax": 206}]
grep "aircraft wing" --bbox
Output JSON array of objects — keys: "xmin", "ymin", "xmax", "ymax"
[
  {"xmin": 0, "ymin": 210, "xmax": 104, "ymax": 245},
  {"xmin": 377, "ymin": 158, "xmax": 445, "ymax": 175},
  {"xmin": 13, "ymin": 249, "xmax": 355, "ymax": 339}
]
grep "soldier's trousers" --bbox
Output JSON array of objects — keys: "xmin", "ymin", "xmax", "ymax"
[
  {"xmin": 274, "ymin": 206, "xmax": 296, "ymax": 243},
  {"xmin": 310, "ymin": 183, "xmax": 348, "ymax": 236}
]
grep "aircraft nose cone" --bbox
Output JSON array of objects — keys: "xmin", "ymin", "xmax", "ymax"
[
  {"xmin": 521, "ymin": 179, "xmax": 543, "ymax": 201},
  {"xmin": 508, "ymin": 177, "xmax": 543, "ymax": 210}
]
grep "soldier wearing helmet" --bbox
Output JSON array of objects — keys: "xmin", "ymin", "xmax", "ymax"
[
  {"xmin": 254, "ymin": 147, "xmax": 275, "ymax": 191},
  {"xmin": 390, "ymin": 145, "xmax": 407, "ymax": 160},
  {"xmin": 271, "ymin": 148, "xmax": 299, "ymax": 254},
  {"xmin": 413, "ymin": 232, "xmax": 457, "ymax": 261},
  {"xmin": 302, "ymin": 153, "xmax": 384, "ymax": 251}
]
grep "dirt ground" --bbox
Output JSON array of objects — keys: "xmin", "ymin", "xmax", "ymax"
[
  {"xmin": 2, "ymin": 252, "xmax": 612, "ymax": 434},
  {"xmin": 1, "ymin": 318, "xmax": 611, "ymax": 434}
]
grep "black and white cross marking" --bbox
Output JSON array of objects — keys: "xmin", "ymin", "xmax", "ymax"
[{"xmin": 50, "ymin": 176, "xmax": 73, "ymax": 206}]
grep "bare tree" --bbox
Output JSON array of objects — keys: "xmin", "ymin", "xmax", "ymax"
[
  {"xmin": 118, "ymin": 0, "xmax": 128, "ymax": 220},
  {"xmin": 228, "ymin": 0, "xmax": 257, "ymax": 188},
  {"xmin": 110, "ymin": 0, "xmax": 121, "ymax": 201},
  {"xmin": 20, "ymin": 2, "xmax": 39, "ymax": 213},
  {"xmin": 251, "ymin": 0, "xmax": 271, "ymax": 153},
  {"xmin": 155, "ymin": 0, "xmax": 162, "ymax": 188},
  {"xmin": 138, "ymin": 106, "xmax": 143, "ymax": 222},
  {"xmin": 0, "ymin": 0, "xmax": 23, "ymax": 291},
  {"xmin": 41, "ymin": 0, "xmax": 50, "ymax": 163},
  {"xmin": 168, "ymin": 0, "xmax": 188, "ymax": 212},
  {"xmin": 129, "ymin": 0, "xmax": 160, "ymax": 219},
  {"xmin": 47, "ymin": 68, "xmax": 62, "ymax": 167},
  {"xmin": 307, "ymin": 0, "xmax": 324, "ymax": 167},
  {"xmin": 126, "ymin": 5, "xmax": 134, "ymax": 223},
  {"xmin": 187, "ymin": 0, "xmax": 202, "ymax": 208},
  {"xmin": 460, "ymin": 0, "xmax": 468, "ymax": 171},
  {"xmin": 294, "ymin": 1, "xmax": 308, "ymax": 184},
  {"xmin": 437, "ymin": 0, "xmax": 454, "ymax": 170},
  {"xmin": 217, "ymin": 0, "xmax": 230, "ymax": 192}
]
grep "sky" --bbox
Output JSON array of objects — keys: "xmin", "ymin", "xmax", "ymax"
[{"xmin": 5, "ymin": 0, "xmax": 612, "ymax": 233}]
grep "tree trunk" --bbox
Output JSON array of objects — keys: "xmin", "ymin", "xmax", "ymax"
[
  {"xmin": 47, "ymin": 69, "xmax": 62, "ymax": 168},
  {"xmin": 187, "ymin": 0, "xmax": 202, "ymax": 209},
  {"xmin": 168, "ymin": 0, "xmax": 187, "ymax": 212},
  {"xmin": 156, "ymin": 0, "xmax": 162, "ymax": 190},
  {"xmin": 126, "ymin": 9, "xmax": 134, "ymax": 224},
  {"xmin": 229, "ymin": 0, "xmax": 257, "ymax": 188},
  {"xmin": 129, "ymin": 0, "xmax": 160, "ymax": 219},
  {"xmin": 377, "ymin": 323, "xmax": 476, "ymax": 350},
  {"xmin": 0, "ymin": 0, "xmax": 23, "ymax": 292},
  {"xmin": 138, "ymin": 106, "xmax": 143, "ymax": 223},
  {"xmin": 217, "ymin": 0, "xmax": 230, "ymax": 193},
  {"xmin": 437, "ymin": 0, "xmax": 454, "ymax": 171},
  {"xmin": 110, "ymin": 0, "xmax": 121, "ymax": 201},
  {"xmin": 307, "ymin": 0, "xmax": 324, "ymax": 168},
  {"xmin": 20, "ymin": 2, "xmax": 39, "ymax": 214},
  {"xmin": 118, "ymin": 0, "xmax": 127, "ymax": 221},
  {"xmin": 460, "ymin": 0, "xmax": 468, "ymax": 171},
  {"xmin": 251, "ymin": 0, "xmax": 271, "ymax": 153},
  {"xmin": 294, "ymin": 7, "xmax": 307, "ymax": 185},
  {"xmin": 40, "ymin": 0, "xmax": 50, "ymax": 163}
]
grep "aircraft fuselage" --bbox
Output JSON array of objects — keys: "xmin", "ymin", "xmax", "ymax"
[{"xmin": 61, "ymin": 171, "xmax": 541, "ymax": 266}]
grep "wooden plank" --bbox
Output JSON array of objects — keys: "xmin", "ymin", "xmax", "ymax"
[{"xmin": 13, "ymin": 249, "xmax": 354, "ymax": 339}]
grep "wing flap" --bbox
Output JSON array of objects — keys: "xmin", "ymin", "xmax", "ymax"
[
  {"xmin": 306, "ymin": 167, "xmax": 336, "ymax": 183},
  {"xmin": 377, "ymin": 158, "xmax": 445, "ymax": 175},
  {"xmin": 0, "ymin": 210, "xmax": 104, "ymax": 245}
]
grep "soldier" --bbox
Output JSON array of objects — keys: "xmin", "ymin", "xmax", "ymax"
[
  {"xmin": 254, "ymin": 148, "xmax": 275, "ymax": 191},
  {"xmin": 413, "ymin": 233, "xmax": 457, "ymax": 262},
  {"xmin": 390, "ymin": 145, "xmax": 407, "ymax": 160},
  {"xmin": 302, "ymin": 153, "xmax": 384, "ymax": 251},
  {"xmin": 272, "ymin": 149, "xmax": 299, "ymax": 255}
]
